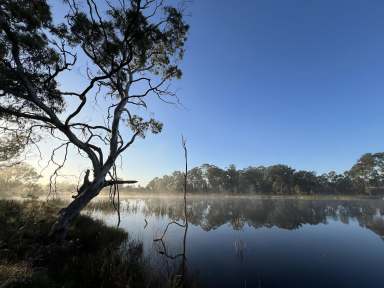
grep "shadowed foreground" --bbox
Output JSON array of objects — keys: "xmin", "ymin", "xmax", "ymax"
[{"xmin": 0, "ymin": 200, "xmax": 172, "ymax": 288}]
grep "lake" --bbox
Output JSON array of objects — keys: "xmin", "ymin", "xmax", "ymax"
[{"xmin": 87, "ymin": 196, "xmax": 384, "ymax": 288}]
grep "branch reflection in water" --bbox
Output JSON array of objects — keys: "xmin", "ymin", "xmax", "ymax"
[{"xmin": 153, "ymin": 136, "xmax": 189, "ymax": 287}]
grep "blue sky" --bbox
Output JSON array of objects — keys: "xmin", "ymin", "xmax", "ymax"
[{"xmin": 41, "ymin": 0, "xmax": 384, "ymax": 184}]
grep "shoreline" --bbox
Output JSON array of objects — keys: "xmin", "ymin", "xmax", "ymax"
[{"xmin": 3, "ymin": 193, "xmax": 382, "ymax": 202}]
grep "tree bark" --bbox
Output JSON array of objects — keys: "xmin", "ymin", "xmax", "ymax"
[{"xmin": 49, "ymin": 176, "xmax": 105, "ymax": 241}]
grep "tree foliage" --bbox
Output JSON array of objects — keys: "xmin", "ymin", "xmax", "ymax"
[
  {"xmin": 0, "ymin": 0, "xmax": 189, "ymax": 237},
  {"xmin": 0, "ymin": 132, "xmax": 26, "ymax": 164},
  {"xmin": 349, "ymin": 153, "xmax": 384, "ymax": 189},
  {"xmin": 147, "ymin": 152, "xmax": 384, "ymax": 195}
]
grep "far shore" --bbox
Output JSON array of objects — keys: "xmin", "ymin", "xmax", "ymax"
[
  {"xmin": 95, "ymin": 192, "xmax": 384, "ymax": 200},
  {"xmin": 2, "ymin": 193, "xmax": 384, "ymax": 202}
]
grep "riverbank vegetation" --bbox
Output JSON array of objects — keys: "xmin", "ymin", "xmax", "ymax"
[{"xmin": 0, "ymin": 200, "xmax": 169, "ymax": 288}]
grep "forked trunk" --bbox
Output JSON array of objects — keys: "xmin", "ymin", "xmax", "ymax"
[{"xmin": 49, "ymin": 177, "xmax": 105, "ymax": 241}]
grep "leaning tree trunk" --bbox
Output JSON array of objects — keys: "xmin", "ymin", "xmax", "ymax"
[{"xmin": 49, "ymin": 176, "xmax": 105, "ymax": 241}]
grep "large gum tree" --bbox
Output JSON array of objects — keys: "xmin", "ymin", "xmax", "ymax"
[{"xmin": 0, "ymin": 0, "xmax": 188, "ymax": 239}]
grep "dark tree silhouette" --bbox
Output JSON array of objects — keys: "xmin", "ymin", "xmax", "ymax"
[
  {"xmin": 0, "ymin": 0, "xmax": 188, "ymax": 239},
  {"xmin": 0, "ymin": 132, "xmax": 28, "ymax": 166},
  {"xmin": 146, "ymin": 152, "xmax": 384, "ymax": 195}
]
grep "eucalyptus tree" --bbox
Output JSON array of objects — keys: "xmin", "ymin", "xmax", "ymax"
[
  {"xmin": 349, "ymin": 153, "xmax": 384, "ymax": 192},
  {"xmin": 0, "ymin": 0, "xmax": 188, "ymax": 238},
  {"xmin": 188, "ymin": 166, "xmax": 205, "ymax": 192},
  {"xmin": 224, "ymin": 164, "xmax": 239, "ymax": 193},
  {"xmin": 292, "ymin": 170, "xmax": 318, "ymax": 194},
  {"xmin": 203, "ymin": 164, "xmax": 226, "ymax": 193},
  {"xmin": 267, "ymin": 165, "xmax": 295, "ymax": 194},
  {"xmin": 239, "ymin": 166, "xmax": 269, "ymax": 193}
]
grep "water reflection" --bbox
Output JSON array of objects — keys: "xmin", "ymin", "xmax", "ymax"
[
  {"xmin": 117, "ymin": 197, "xmax": 384, "ymax": 237},
  {"xmin": 89, "ymin": 197, "xmax": 384, "ymax": 288}
]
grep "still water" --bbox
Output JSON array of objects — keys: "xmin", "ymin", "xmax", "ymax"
[{"xmin": 88, "ymin": 196, "xmax": 384, "ymax": 288}]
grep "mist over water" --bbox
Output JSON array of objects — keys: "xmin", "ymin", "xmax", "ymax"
[{"xmin": 87, "ymin": 196, "xmax": 384, "ymax": 288}]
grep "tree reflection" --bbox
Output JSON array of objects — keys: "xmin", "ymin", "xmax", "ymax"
[{"xmin": 126, "ymin": 197, "xmax": 384, "ymax": 238}]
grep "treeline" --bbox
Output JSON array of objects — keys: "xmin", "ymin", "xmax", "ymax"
[
  {"xmin": 146, "ymin": 153, "xmax": 384, "ymax": 195},
  {"xmin": 0, "ymin": 164, "xmax": 75, "ymax": 198},
  {"xmin": 0, "ymin": 164, "xmax": 43, "ymax": 198},
  {"xmin": 2, "ymin": 152, "xmax": 384, "ymax": 197}
]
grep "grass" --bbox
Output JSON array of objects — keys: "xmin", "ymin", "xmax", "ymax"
[
  {"xmin": 84, "ymin": 199, "xmax": 122, "ymax": 213},
  {"xmin": 0, "ymin": 200, "xmax": 162, "ymax": 288}
]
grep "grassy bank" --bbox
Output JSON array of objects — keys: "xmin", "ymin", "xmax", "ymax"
[{"xmin": 0, "ymin": 200, "xmax": 163, "ymax": 288}]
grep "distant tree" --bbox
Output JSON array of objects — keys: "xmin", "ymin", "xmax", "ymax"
[
  {"xmin": 323, "ymin": 171, "xmax": 354, "ymax": 194},
  {"xmin": 292, "ymin": 170, "xmax": 318, "ymax": 194},
  {"xmin": 147, "ymin": 177, "xmax": 161, "ymax": 192},
  {"xmin": 202, "ymin": 164, "xmax": 226, "ymax": 193},
  {"xmin": 0, "ymin": 163, "xmax": 41, "ymax": 185},
  {"xmin": 188, "ymin": 167, "xmax": 206, "ymax": 193},
  {"xmin": 267, "ymin": 165, "xmax": 295, "ymax": 194},
  {"xmin": 349, "ymin": 153, "xmax": 384, "ymax": 193},
  {"xmin": 0, "ymin": 163, "xmax": 42, "ymax": 196},
  {"xmin": 170, "ymin": 171, "xmax": 185, "ymax": 192},
  {"xmin": 239, "ymin": 166, "xmax": 269, "ymax": 193},
  {"xmin": 334, "ymin": 172, "xmax": 355, "ymax": 195},
  {"xmin": 0, "ymin": 0, "xmax": 188, "ymax": 238},
  {"xmin": 317, "ymin": 173, "xmax": 332, "ymax": 194},
  {"xmin": 224, "ymin": 164, "xmax": 239, "ymax": 193}
]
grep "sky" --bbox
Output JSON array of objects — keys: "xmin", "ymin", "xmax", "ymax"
[{"xmin": 35, "ymin": 0, "xmax": 384, "ymax": 184}]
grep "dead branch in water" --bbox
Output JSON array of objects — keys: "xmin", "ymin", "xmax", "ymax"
[
  {"xmin": 154, "ymin": 136, "xmax": 188, "ymax": 241},
  {"xmin": 154, "ymin": 136, "xmax": 189, "ymax": 286}
]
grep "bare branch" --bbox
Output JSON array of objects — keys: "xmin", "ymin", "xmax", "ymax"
[{"xmin": 103, "ymin": 179, "xmax": 138, "ymax": 187}]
